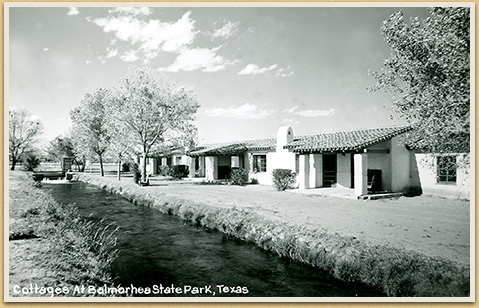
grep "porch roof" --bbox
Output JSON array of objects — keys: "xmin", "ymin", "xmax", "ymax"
[
  {"xmin": 285, "ymin": 125, "xmax": 412, "ymax": 153},
  {"xmin": 189, "ymin": 138, "xmax": 276, "ymax": 156}
]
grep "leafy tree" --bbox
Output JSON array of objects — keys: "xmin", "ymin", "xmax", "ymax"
[
  {"xmin": 70, "ymin": 88, "xmax": 111, "ymax": 176},
  {"xmin": 9, "ymin": 109, "xmax": 43, "ymax": 170},
  {"xmin": 110, "ymin": 67, "xmax": 200, "ymax": 183},
  {"xmin": 370, "ymin": 7, "xmax": 470, "ymax": 154},
  {"xmin": 47, "ymin": 135, "xmax": 86, "ymax": 172},
  {"xmin": 104, "ymin": 109, "xmax": 135, "ymax": 181}
]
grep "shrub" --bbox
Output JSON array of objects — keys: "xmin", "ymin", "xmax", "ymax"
[
  {"xmin": 159, "ymin": 165, "xmax": 171, "ymax": 176},
  {"xmin": 272, "ymin": 169, "xmax": 296, "ymax": 191},
  {"xmin": 170, "ymin": 165, "xmax": 189, "ymax": 179},
  {"xmin": 122, "ymin": 162, "xmax": 130, "ymax": 172},
  {"xmin": 131, "ymin": 163, "xmax": 141, "ymax": 184},
  {"xmin": 230, "ymin": 168, "xmax": 249, "ymax": 186},
  {"xmin": 23, "ymin": 153, "xmax": 41, "ymax": 171}
]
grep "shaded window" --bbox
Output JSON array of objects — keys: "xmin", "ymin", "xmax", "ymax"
[
  {"xmin": 253, "ymin": 155, "xmax": 267, "ymax": 173},
  {"xmin": 437, "ymin": 156, "xmax": 457, "ymax": 184}
]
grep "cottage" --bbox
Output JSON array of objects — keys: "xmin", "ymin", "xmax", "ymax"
[{"xmin": 187, "ymin": 125, "xmax": 470, "ymax": 199}]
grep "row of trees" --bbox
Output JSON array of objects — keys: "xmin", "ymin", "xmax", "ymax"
[
  {"xmin": 9, "ymin": 67, "xmax": 200, "ymax": 184},
  {"xmin": 69, "ymin": 67, "xmax": 200, "ymax": 182}
]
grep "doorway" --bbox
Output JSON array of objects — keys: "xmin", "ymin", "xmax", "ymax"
[{"xmin": 322, "ymin": 154, "xmax": 337, "ymax": 187}]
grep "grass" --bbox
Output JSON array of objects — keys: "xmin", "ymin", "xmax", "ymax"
[
  {"xmin": 9, "ymin": 174, "xmax": 119, "ymax": 296},
  {"xmin": 78, "ymin": 173, "xmax": 470, "ymax": 297}
]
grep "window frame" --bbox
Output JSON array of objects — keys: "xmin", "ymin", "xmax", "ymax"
[
  {"xmin": 252, "ymin": 154, "xmax": 267, "ymax": 173},
  {"xmin": 436, "ymin": 155, "xmax": 457, "ymax": 185}
]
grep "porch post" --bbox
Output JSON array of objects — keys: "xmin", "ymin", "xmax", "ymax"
[
  {"xmin": 149, "ymin": 158, "xmax": 157, "ymax": 175},
  {"xmin": 354, "ymin": 153, "xmax": 368, "ymax": 196},
  {"xmin": 205, "ymin": 156, "xmax": 218, "ymax": 181},
  {"xmin": 188, "ymin": 157, "xmax": 195, "ymax": 179},
  {"xmin": 161, "ymin": 157, "xmax": 167, "ymax": 166},
  {"xmin": 309, "ymin": 154, "xmax": 323, "ymax": 188},
  {"xmin": 299, "ymin": 154, "xmax": 310, "ymax": 189}
]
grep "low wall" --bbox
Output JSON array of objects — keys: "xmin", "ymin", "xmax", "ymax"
[{"xmin": 77, "ymin": 173, "xmax": 470, "ymax": 297}]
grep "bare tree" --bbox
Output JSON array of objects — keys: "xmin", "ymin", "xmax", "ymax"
[{"xmin": 9, "ymin": 109, "xmax": 43, "ymax": 170}]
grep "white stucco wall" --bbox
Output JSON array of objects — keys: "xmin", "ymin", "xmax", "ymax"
[
  {"xmin": 366, "ymin": 140, "xmax": 392, "ymax": 191},
  {"xmin": 336, "ymin": 153, "xmax": 352, "ymax": 188},
  {"xmin": 390, "ymin": 135, "xmax": 411, "ymax": 192},
  {"xmin": 414, "ymin": 153, "xmax": 470, "ymax": 199}
]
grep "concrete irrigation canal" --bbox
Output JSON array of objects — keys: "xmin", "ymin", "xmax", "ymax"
[{"xmin": 42, "ymin": 180, "xmax": 382, "ymax": 297}]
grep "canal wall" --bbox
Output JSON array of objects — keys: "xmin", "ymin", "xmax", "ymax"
[{"xmin": 76, "ymin": 174, "xmax": 470, "ymax": 297}]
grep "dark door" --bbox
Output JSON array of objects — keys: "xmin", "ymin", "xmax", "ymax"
[{"xmin": 322, "ymin": 154, "xmax": 337, "ymax": 187}]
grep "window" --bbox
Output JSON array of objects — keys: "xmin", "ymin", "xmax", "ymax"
[
  {"xmin": 253, "ymin": 155, "xmax": 267, "ymax": 173},
  {"xmin": 437, "ymin": 155, "xmax": 457, "ymax": 184}
]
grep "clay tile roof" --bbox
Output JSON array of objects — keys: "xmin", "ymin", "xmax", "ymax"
[
  {"xmin": 189, "ymin": 138, "xmax": 276, "ymax": 156},
  {"xmin": 285, "ymin": 125, "xmax": 412, "ymax": 153}
]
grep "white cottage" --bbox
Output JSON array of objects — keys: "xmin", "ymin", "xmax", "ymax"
[{"xmin": 188, "ymin": 125, "xmax": 470, "ymax": 199}]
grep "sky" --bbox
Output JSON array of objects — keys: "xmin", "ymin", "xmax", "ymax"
[{"xmin": 8, "ymin": 5, "xmax": 430, "ymax": 145}]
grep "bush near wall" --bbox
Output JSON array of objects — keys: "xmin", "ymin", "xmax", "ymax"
[
  {"xmin": 159, "ymin": 165, "xmax": 171, "ymax": 176},
  {"xmin": 230, "ymin": 168, "xmax": 249, "ymax": 186},
  {"xmin": 272, "ymin": 169, "xmax": 296, "ymax": 191},
  {"xmin": 170, "ymin": 165, "xmax": 189, "ymax": 179}
]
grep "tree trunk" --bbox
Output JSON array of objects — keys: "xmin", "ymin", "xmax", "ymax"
[
  {"xmin": 117, "ymin": 159, "xmax": 121, "ymax": 181},
  {"xmin": 141, "ymin": 152, "xmax": 147, "ymax": 182},
  {"xmin": 10, "ymin": 156, "xmax": 16, "ymax": 171},
  {"xmin": 99, "ymin": 154, "xmax": 104, "ymax": 177}
]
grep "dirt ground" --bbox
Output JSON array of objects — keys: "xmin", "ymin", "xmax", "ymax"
[{"xmin": 80, "ymin": 171, "xmax": 471, "ymax": 266}]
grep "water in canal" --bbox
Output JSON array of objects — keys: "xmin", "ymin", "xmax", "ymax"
[{"xmin": 43, "ymin": 181, "xmax": 383, "ymax": 297}]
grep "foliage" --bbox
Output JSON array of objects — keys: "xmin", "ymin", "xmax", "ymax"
[
  {"xmin": 272, "ymin": 169, "xmax": 296, "ymax": 191},
  {"xmin": 109, "ymin": 67, "xmax": 200, "ymax": 182},
  {"xmin": 70, "ymin": 88, "xmax": 111, "ymax": 176},
  {"xmin": 121, "ymin": 162, "xmax": 130, "ymax": 172},
  {"xmin": 131, "ymin": 163, "xmax": 141, "ymax": 184},
  {"xmin": 370, "ymin": 8, "xmax": 470, "ymax": 154},
  {"xmin": 159, "ymin": 165, "xmax": 171, "ymax": 176},
  {"xmin": 47, "ymin": 135, "xmax": 86, "ymax": 172},
  {"xmin": 22, "ymin": 152, "xmax": 41, "ymax": 171},
  {"xmin": 230, "ymin": 168, "xmax": 249, "ymax": 186},
  {"xmin": 9, "ymin": 109, "xmax": 43, "ymax": 170},
  {"xmin": 170, "ymin": 165, "xmax": 189, "ymax": 179}
]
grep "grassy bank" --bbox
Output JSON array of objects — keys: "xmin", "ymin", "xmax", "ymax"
[
  {"xmin": 9, "ymin": 172, "xmax": 119, "ymax": 297},
  {"xmin": 78, "ymin": 173, "xmax": 470, "ymax": 297}
]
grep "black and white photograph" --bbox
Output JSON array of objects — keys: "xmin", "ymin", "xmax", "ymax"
[{"xmin": 5, "ymin": 3, "xmax": 474, "ymax": 302}]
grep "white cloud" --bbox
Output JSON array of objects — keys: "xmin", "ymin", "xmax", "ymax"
[
  {"xmin": 159, "ymin": 47, "xmax": 232, "ymax": 73},
  {"xmin": 67, "ymin": 7, "xmax": 79, "ymax": 16},
  {"xmin": 275, "ymin": 66, "xmax": 294, "ymax": 77},
  {"xmin": 91, "ymin": 11, "xmax": 196, "ymax": 63},
  {"xmin": 283, "ymin": 105, "xmax": 335, "ymax": 117},
  {"xmin": 212, "ymin": 21, "xmax": 239, "ymax": 39},
  {"xmin": 295, "ymin": 108, "xmax": 336, "ymax": 117},
  {"xmin": 283, "ymin": 106, "xmax": 298, "ymax": 113},
  {"xmin": 85, "ymin": 60, "xmax": 92, "ymax": 64},
  {"xmin": 43, "ymin": 48, "xmax": 49, "ymax": 52},
  {"xmin": 120, "ymin": 50, "xmax": 139, "ymax": 62},
  {"xmin": 109, "ymin": 7, "xmax": 152, "ymax": 16},
  {"xmin": 106, "ymin": 49, "xmax": 118, "ymax": 58},
  {"xmin": 238, "ymin": 64, "xmax": 277, "ymax": 75},
  {"xmin": 204, "ymin": 103, "xmax": 274, "ymax": 120},
  {"xmin": 282, "ymin": 118, "xmax": 299, "ymax": 125}
]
